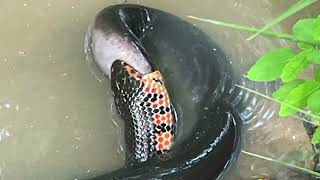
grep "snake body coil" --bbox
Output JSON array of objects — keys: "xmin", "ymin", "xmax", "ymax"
[{"xmin": 86, "ymin": 4, "xmax": 242, "ymax": 180}]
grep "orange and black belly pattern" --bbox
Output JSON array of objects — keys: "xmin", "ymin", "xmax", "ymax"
[{"xmin": 110, "ymin": 59, "xmax": 176, "ymax": 163}]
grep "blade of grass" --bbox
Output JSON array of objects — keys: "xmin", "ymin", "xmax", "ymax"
[
  {"xmin": 187, "ymin": 16, "xmax": 316, "ymax": 45},
  {"xmin": 247, "ymin": 0, "xmax": 319, "ymax": 40},
  {"xmin": 293, "ymin": 115, "xmax": 318, "ymax": 126},
  {"xmin": 235, "ymin": 84, "xmax": 320, "ymax": 123},
  {"xmin": 242, "ymin": 150, "xmax": 320, "ymax": 177}
]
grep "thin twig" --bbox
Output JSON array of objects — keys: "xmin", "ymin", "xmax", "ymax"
[
  {"xmin": 235, "ymin": 84, "xmax": 320, "ymax": 123},
  {"xmin": 242, "ymin": 150, "xmax": 320, "ymax": 177},
  {"xmin": 247, "ymin": 0, "xmax": 319, "ymax": 40},
  {"xmin": 187, "ymin": 16, "xmax": 316, "ymax": 45},
  {"xmin": 293, "ymin": 115, "xmax": 318, "ymax": 126}
]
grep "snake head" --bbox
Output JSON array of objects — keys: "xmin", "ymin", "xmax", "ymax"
[{"xmin": 111, "ymin": 59, "xmax": 176, "ymax": 161}]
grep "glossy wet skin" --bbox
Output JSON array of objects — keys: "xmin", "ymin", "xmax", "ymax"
[
  {"xmin": 87, "ymin": 4, "xmax": 241, "ymax": 180},
  {"xmin": 110, "ymin": 60, "xmax": 176, "ymax": 163}
]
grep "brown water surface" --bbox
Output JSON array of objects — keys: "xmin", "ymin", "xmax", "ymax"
[{"xmin": 0, "ymin": 0, "xmax": 319, "ymax": 179}]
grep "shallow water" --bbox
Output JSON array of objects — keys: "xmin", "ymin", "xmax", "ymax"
[{"xmin": 0, "ymin": 0, "xmax": 319, "ymax": 180}]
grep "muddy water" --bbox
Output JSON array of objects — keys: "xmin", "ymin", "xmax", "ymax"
[{"xmin": 0, "ymin": 0, "xmax": 319, "ymax": 180}]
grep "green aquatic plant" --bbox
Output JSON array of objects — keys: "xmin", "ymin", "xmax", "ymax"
[
  {"xmin": 188, "ymin": 2, "xmax": 320, "ymax": 144},
  {"xmin": 246, "ymin": 16, "xmax": 320, "ymax": 143},
  {"xmin": 188, "ymin": 0, "xmax": 320, "ymax": 177},
  {"xmin": 189, "ymin": 14, "xmax": 320, "ymax": 143}
]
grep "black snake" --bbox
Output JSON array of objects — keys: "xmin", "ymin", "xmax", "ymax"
[{"xmin": 85, "ymin": 4, "xmax": 242, "ymax": 180}]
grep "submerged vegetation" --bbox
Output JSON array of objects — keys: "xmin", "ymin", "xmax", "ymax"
[{"xmin": 189, "ymin": 0, "xmax": 320, "ymax": 177}]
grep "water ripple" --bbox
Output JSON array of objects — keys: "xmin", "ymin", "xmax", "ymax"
[
  {"xmin": 229, "ymin": 76, "xmax": 280, "ymax": 129},
  {"xmin": 0, "ymin": 129, "xmax": 10, "ymax": 143}
]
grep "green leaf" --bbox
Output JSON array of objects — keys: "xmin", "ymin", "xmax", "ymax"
[
  {"xmin": 307, "ymin": 49, "xmax": 320, "ymax": 64},
  {"xmin": 312, "ymin": 127, "xmax": 320, "ymax": 144},
  {"xmin": 247, "ymin": 48, "xmax": 295, "ymax": 81},
  {"xmin": 297, "ymin": 43, "xmax": 314, "ymax": 50},
  {"xmin": 312, "ymin": 18, "xmax": 320, "ymax": 41},
  {"xmin": 293, "ymin": 18, "xmax": 320, "ymax": 44},
  {"xmin": 308, "ymin": 90, "xmax": 320, "ymax": 115},
  {"xmin": 315, "ymin": 68, "xmax": 320, "ymax": 81},
  {"xmin": 280, "ymin": 51, "xmax": 311, "ymax": 82},
  {"xmin": 279, "ymin": 80, "xmax": 320, "ymax": 117},
  {"xmin": 272, "ymin": 79, "xmax": 305, "ymax": 101}
]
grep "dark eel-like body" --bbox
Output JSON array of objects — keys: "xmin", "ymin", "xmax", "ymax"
[{"xmin": 85, "ymin": 4, "xmax": 242, "ymax": 180}]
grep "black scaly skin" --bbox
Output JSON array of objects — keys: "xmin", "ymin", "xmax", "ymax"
[
  {"xmin": 111, "ymin": 60, "xmax": 156, "ymax": 163},
  {"xmin": 88, "ymin": 4, "xmax": 242, "ymax": 180}
]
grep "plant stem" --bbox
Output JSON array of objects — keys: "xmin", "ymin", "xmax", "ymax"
[
  {"xmin": 187, "ymin": 16, "xmax": 316, "ymax": 45},
  {"xmin": 235, "ymin": 84, "xmax": 320, "ymax": 124},
  {"xmin": 242, "ymin": 150, "xmax": 320, "ymax": 177},
  {"xmin": 247, "ymin": 0, "xmax": 319, "ymax": 40},
  {"xmin": 294, "ymin": 115, "xmax": 318, "ymax": 126}
]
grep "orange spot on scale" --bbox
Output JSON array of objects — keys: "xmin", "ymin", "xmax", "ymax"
[
  {"xmin": 145, "ymin": 87, "xmax": 150, "ymax": 92},
  {"xmin": 165, "ymin": 100, "xmax": 169, "ymax": 106},
  {"xmin": 158, "ymin": 137, "xmax": 164, "ymax": 143},
  {"xmin": 164, "ymin": 140, "xmax": 170, "ymax": 146},
  {"xmin": 152, "ymin": 103, "xmax": 158, "ymax": 108},
  {"xmin": 164, "ymin": 133, "xmax": 170, "ymax": 139},
  {"xmin": 151, "ymin": 88, "xmax": 156, "ymax": 93},
  {"xmin": 124, "ymin": 65, "xmax": 142, "ymax": 80},
  {"xmin": 158, "ymin": 144, "xmax": 163, "ymax": 150},
  {"xmin": 166, "ymin": 119, "xmax": 171, "ymax": 124},
  {"xmin": 155, "ymin": 119, "xmax": 161, "ymax": 124},
  {"xmin": 166, "ymin": 113, "xmax": 171, "ymax": 118},
  {"xmin": 155, "ymin": 114, "xmax": 160, "ymax": 119},
  {"xmin": 158, "ymin": 99, "xmax": 163, "ymax": 104},
  {"xmin": 161, "ymin": 116, "xmax": 166, "ymax": 121}
]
